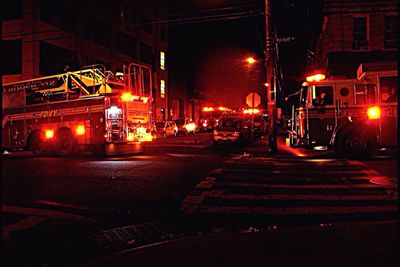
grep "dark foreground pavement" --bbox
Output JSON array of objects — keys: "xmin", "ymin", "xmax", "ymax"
[
  {"xmin": 85, "ymin": 220, "xmax": 399, "ymax": 267},
  {"xmin": 3, "ymin": 134, "xmax": 398, "ymax": 267}
]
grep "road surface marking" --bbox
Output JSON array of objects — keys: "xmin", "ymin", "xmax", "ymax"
[
  {"xmin": 3, "ymin": 216, "xmax": 47, "ymax": 239},
  {"xmin": 3, "ymin": 205, "xmax": 97, "ymax": 224}
]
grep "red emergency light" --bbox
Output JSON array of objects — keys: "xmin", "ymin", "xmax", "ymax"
[
  {"xmin": 306, "ymin": 73, "xmax": 325, "ymax": 82},
  {"xmin": 45, "ymin": 129, "xmax": 54, "ymax": 139},
  {"xmin": 75, "ymin": 125, "xmax": 85, "ymax": 136},
  {"xmin": 367, "ymin": 106, "xmax": 381, "ymax": 120}
]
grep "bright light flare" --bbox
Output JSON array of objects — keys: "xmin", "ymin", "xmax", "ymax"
[
  {"xmin": 246, "ymin": 57, "xmax": 256, "ymax": 64},
  {"xmin": 203, "ymin": 107, "xmax": 214, "ymax": 112},
  {"xmin": 75, "ymin": 125, "xmax": 85, "ymax": 136},
  {"xmin": 121, "ymin": 92, "xmax": 133, "ymax": 102},
  {"xmin": 367, "ymin": 106, "xmax": 381, "ymax": 120},
  {"xmin": 109, "ymin": 106, "xmax": 120, "ymax": 115},
  {"xmin": 45, "ymin": 129, "xmax": 54, "ymax": 139},
  {"xmin": 306, "ymin": 73, "xmax": 325, "ymax": 82},
  {"xmin": 127, "ymin": 133, "xmax": 135, "ymax": 141},
  {"xmin": 243, "ymin": 108, "xmax": 261, "ymax": 114},
  {"xmin": 185, "ymin": 123, "xmax": 196, "ymax": 132},
  {"xmin": 139, "ymin": 133, "xmax": 153, "ymax": 142}
]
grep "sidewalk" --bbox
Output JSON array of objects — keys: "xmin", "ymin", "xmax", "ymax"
[{"xmin": 244, "ymin": 134, "xmax": 335, "ymax": 158}]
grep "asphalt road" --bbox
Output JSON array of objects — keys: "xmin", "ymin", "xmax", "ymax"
[
  {"xmin": 2, "ymin": 132, "xmax": 398, "ymax": 267},
  {"xmin": 3, "ymin": 133, "xmax": 225, "ymax": 221}
]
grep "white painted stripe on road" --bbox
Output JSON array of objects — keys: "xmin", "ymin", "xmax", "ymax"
[
  {"xmin": 166, "ymin": 153, "xmax": 210, "ymax": 158},
  {"xmin": 198, "ymin": 205, "xmax": 398, "ymax": 215},
  {"xmin": 219, "ymin": 193, "xmax": 397, "ymax": 201},
  {"xmin": 3, "ymin": 216, "xmax": 47, "ymax": 239},
  {"xmin": 2, "ymin": 205, "xmax": 96, "ymax": 223},
  {"xmin": 34, "ymin": 200, "xmax": 93, "ymax": 210},
  {"xmin": 219, "ymin": 168, "xmax": 372, "ymax": 177},
  {"xmin": 215, "ymin": 182, "xmax": 385, "ymax": 189},
  {"xmin": 148, "ymin": 144, "xmax": 208, "ymax": 148}
]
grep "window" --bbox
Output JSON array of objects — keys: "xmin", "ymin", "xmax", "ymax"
[
  {"xmin": 354, "ymin": 84, "xmax": 376, "ymax": 105},
  {"xmin": 384, "ymin": 16, "xmax": 397, "ymax": 49},
  {"xmin": 140, "ymin": 15, "xmax": 153, "ymax": 34},
  {"xmin": 160, "ymin": 28, "xmax": 166, "ymax": 42},
  {"xmin": 116, "ymin": 31, "xmax": 137, "ymax": 57},
  {"xmin": 140, "ymin": 42, "xmax": 153, "ymax": 65},
  {"xmin": 312, "ymin": 86, "xmax": 334, "ymax": 106},
  {"xmin": 160, "ymin": 51, "xmax": 165, "ymax": 70},
  {"xmin": 2, "ymin": 40, "xmax": 22, "ymax": 75},
  {"xmin": 353, "ymin": 17, "xmax": 368, "ymax": 50},
  {"xmin": 83, "ymin": 15, "xmax": 111, "ymax": 47},
  {"xmin": 2, "ymin": 0, "xmax": 22, "ymax": 20},
  {"xmin": 380, "ymin": 76, "xmax": 397, "ymax": 103},
  {"xmin": 40, "ymin": 42, "xmax": 77, "ymax": 75},
  {"xmin": 40, "ymin": 0, "xmax": 76, "ymax": 33},
  {"xmin": 160, "ymin": 79, "xmax": 166, "ymax": 98}
]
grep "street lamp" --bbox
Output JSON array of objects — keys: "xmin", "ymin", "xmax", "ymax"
[{"xmin": 246, "ymin": 57, "xmax": 256, "ymax": 64}]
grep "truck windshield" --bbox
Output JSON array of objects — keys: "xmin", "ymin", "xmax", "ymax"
[{"xmin": 219, "ymin": 118, "xmax": 242, "ymax": 129}]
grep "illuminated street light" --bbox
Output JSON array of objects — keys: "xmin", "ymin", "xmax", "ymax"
[{"xmin": 246, "ymin": 57, "xmax": 256, "ymax": 64}]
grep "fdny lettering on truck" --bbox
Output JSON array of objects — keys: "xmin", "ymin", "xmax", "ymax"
[{"xmin": 33, "ymin": 109, "xmax": 62, "ymax": 119}]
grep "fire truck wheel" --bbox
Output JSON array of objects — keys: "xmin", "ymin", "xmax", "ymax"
[
  {"xmin": 335, "ymin": 130, "xmax": 373, "ymax": 159},
  {"xmin": 55, "ymin": 130, "xmax": 76, "ymax": 157},
  {"xmin": 29, "ymin": 132, "xmax": 45, "ymax": 155}
]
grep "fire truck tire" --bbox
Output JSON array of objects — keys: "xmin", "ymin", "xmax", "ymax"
[
  {"xmin": 334, "ymin": 130, "xmax": 374, "ymax": 159},
  {"xmin": 29, "ymin": 131, "xmax": 45, "ymax": 155},
  {"xmin": 55, "ymin": 129, "xmax": 76, "ymax": 157}
]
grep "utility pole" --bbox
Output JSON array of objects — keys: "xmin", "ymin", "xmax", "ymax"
[{"xmin": 265, "ymin": 0, "xmax": 278, "ymax": 154}]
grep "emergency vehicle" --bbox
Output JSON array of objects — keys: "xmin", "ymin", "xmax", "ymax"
[
  {"xmin": 2, "ymin": 63, "xmax": 154, "ymax": 156},
  {"xmin": 199, "ymin": 106, "xmax": 232, "ymax": 132},
  {"xmin": 288, "ymin": 63, "xmax": 397, "ymax": 158}
]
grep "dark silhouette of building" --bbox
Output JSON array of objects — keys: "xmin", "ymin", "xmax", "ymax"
[
  {"xmin": 314, "ymin": 0, "xmax": 397, "ymax": 78},
  {"xmin": 2, "ymin": 0, "xmax": 169, "ymax": 121}
]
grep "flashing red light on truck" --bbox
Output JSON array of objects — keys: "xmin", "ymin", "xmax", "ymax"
[
  {"xmin": 75, "ymin": 125, "xmax": 85, "ymax": 136},
  {"xmin": 121, "ymin": 92, "xmax": 133, "ymax": 102},
  {"xmin": 45, "ymin": 129, "xmax": 54, "ymax": 139},
  {"xmin": 367, "ymin": 106, "xmax": 381, "ymax": 120},
  {"xmin": 306, "ymin": 73, "xmax": 325, "ymax": 82}
]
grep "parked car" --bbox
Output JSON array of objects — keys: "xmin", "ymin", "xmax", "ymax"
[
  {"xmin": 154, "ymin": 121, "xmax": 178, "ymax": 138},
  {"xmin": 198, "ymin": 117, "xmax": 218, "ymax": 132},
  {"xmin": 174, "ymin": 118, "xmax": 197, "ymax": 135},
  {"xmin": 213, "ymin": 114, "xmax": 251, "ymax": 145}
]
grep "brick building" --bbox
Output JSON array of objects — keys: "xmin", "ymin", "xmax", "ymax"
[
  {"xmin": 314, "ymin": 0, "xmax": 397, "ymax": 78},
  {"xmin": 2, "ymin": 0, "xmax": 169, "ymax": 122}
]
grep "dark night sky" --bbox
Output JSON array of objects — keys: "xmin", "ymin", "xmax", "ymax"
[{"xmin": 166, "ymin": 0, "xmax": 323, "ymax": 107}]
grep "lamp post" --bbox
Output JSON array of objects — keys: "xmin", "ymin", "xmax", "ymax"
[{"xmin": 265, "ymin": 0, "xmax": 277, "ymax": 154}]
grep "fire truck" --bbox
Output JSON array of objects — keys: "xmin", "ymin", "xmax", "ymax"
[
  {"xmin": 288, "ymin": 63, "xmax": 397, "ymax": 158},
  {"xmin": 2, "ymin": 63, "xmax": 154, "ymax": 156}
]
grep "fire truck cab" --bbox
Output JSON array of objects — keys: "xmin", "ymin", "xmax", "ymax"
[
  {"xmin": 2, "ymin": 63, "xmax": 154, "ymax": 156},
  {"xmin": 289, "ymin": 63, "xmax": 397, "ymax": 158}
]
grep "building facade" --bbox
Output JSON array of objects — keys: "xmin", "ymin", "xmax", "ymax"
[
  {"xmin": 2, "ymin": 0, "xmax": 169, "ymax": 122},
  {"xmin": 314, "ymin": 0, "xmax": 397, "ymax": 78}
]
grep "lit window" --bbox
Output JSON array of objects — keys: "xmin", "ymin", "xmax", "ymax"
[
  {"xmin": 160, "ymin": 51, "xmax": 165, "ymax": 70},
  {"xmin": 160, "ymin": 79, "xmax": 165, "ymax": 98}
]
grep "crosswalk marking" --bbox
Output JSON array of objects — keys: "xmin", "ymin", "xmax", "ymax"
[
  {"xmin": 3, "ymin": 216, "xmax": 47, "ymax": 239},
  {"xmin": 181, "ymin": 157, "xmax": 398, "ymax": 222}
]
